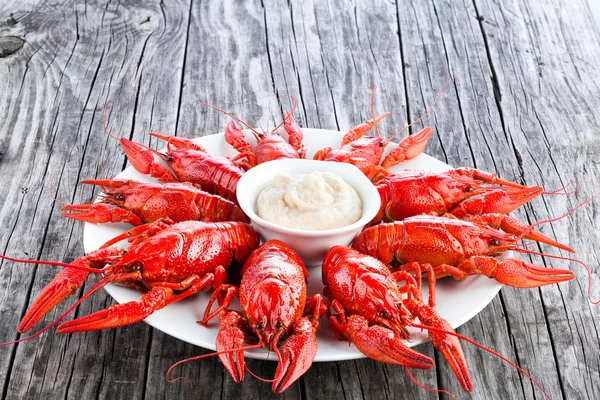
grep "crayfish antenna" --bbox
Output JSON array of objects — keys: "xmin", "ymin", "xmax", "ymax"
[
  {"xmin": 274, "ymin": 94, "xmax": 298, "ymax": 133},
  {"xmin": 384, "ymin": 63, "xmax": 451, "ymax": 146},
  {"xmin": 200, "ymin": 101, "xmax": 262, "ymax": 140},
  {"xmin": 513, "ymin": 248, "xmax": 599, "ymax": 305},
  {"xmin": 542, "ymin": 180, "xmax": 583, "ymax": 195},
  {"xmin": 103, "ymin": 103, "xmax": 120, "ymax": 141},
  {"xmin": 368, "ymin": 84, "xmax": 381, "ymax": 138},
  {"xmin": 48, "ymin": 173, "xmax": 70, "ymax": 207},
  {"xmin": 410, "ymin": 322, "xmax": 551, "ymax": 400},
  {"xmin": 513, "ymin": 192, "xmax": 599, "ymax": 246},
  {"xmin": 0, "ymin": 279, "xmax": 109, "ymax": 347},
  {"xmin": 244, "ymin": 363, "xmax": 279, "ymax": 383},
  {"xmin": 166, "ymin": 343, "xmax": 264, "ymax": 387},
  {"xmin": 403, "ymin": 367, "xmax": 457, "ymax": 400},
  {"xmin": 0, "ymin": 254, "xmax": 104, "ymax": 273}
]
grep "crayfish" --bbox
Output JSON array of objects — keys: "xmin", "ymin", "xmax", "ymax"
[
  {"xmin": 312, "ymin": 111, "xmax": 432, "ymax": 182},
  {"xmin": 352, "ymin": 215, "xmax": 575, "ymax": 290},
  {"xmin": 61, "ymin": 179, "xmax": 248, "ymax": 225},
  {"xmin": 171, "ymin": 240, "xmax": 326, "ymax": 393},
  {"xmin": 373, "ymin": 168, "xmax": 544, "ymax": 223},
  {"xmin": 202, "ymin": 98, "xmax": 307, "ymax": 170},
  {"xmin": 8, "ymin": 219, "xmax": 259, "ymax": 333},
  {"xmin": 119, "ymin": 133, "xmax": 244, "ymax": 202},
  {"xmin": 313, "ymin": 74, "xmax": 450, "ymax": 182},
  {"xmin": 322, "ymin": 246, "xmax": 473, "ymax": 392}
]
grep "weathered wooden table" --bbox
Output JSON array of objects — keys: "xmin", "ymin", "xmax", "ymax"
[{"xmin": 1, "ymin": 0, "xmax": 599, "ymax": 398}]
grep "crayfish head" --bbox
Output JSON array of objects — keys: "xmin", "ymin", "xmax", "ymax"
[
  {"xmin": 245, "ymin": 278, "xmax": 299, "ymax": 347},
  {"xmin": 485, "ymin": 234, "xmax": 516, "ymax": 256},
  {"xmin": 354, "ymin": 272, "xmax": 411, "ymax": 329}
]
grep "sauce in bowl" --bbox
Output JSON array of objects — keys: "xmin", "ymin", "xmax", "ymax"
[{"xmin": 256, "ymin": 171, "xmax": 362, "ymax": 230}]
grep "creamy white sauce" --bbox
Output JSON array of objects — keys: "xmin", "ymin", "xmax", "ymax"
[{"xmin": 256, "ymin": 171, "xmax": 362, "ymax": 230}]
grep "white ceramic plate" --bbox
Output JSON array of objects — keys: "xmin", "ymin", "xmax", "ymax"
[{"xmin": 83, "ymin": 129, "xmax": 502, "ymax": 362}]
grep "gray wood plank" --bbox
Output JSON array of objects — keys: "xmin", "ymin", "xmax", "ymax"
[
  {"xmin": 0, "ymin": 0, "xmax": 189, "ymax": 399},
  {"xmin": 473, "ymin": 0, "xmax": 600, "ymax": 398},
  {"xmin": 397, "ymin": 0, "xmax": 562, "ymax": 398}
]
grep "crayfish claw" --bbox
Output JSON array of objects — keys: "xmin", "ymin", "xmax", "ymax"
[
  {"xmin": 149, "ymin": 133, "xmax": 205, "ymax": 151},
  {"xmin": 120, "ymin": 138, "xmax": 177, "ymax": 181},
  {"xmin": 341, "ymin": 112, "xmax": 390, "ymax": 145},
  {"xmin": 470, "ymin": 212, "xmax": 574, "ymax": 253},
  {"xmin": 411, "ymin": 303, "xmax": 473, "ymax": 392},
  {"xmin": 476, "ymin": 257, "xmax": 575, "ymax": 288},
  {"xmin": 380, "ymin": 126, "xmax": 433, "ymax": 169},
  {"xmin": 273, "ymin": 318, "xmax": 318, "ymax": 394},
  {"xmin": 216, "ymin": 311, "xmax": 247, "ymax": 383},
  {"xmin": 61, "ymin": 203, "xmax": 143, "ymax": 225},
  {"xmin": 451, "ymin": 167, "xmax": 527, "ymax": 188},
  {"xmin": 56, "ymin": 287, "xmax": 171, "ymax": 333},
  {"xmin": 451, "ymin": 186, "xmax": 543, "ymax": 218},
  {"xmin": 347, "ymin": 315, "xmax": 434, "ymax": 369},
  {"xmin": 19, "ymin": 266, "xmax": 90, "ymax": 332}
]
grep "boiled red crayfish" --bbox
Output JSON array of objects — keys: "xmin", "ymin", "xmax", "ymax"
[
  {"xmin": 373, "ymin": 168, "xmax": 544, "ymax": 223},
  {"xmin": 314, "ymin": 76, "xmax": 449, "ymax": 182},
  {"xmin": 352, "ymin": 215, "xmax": 575, "ymax": 289},
  {"xmin": 201, "ymin": 100, "xmax": 307, "ymax": 170},
  {"xmin": 120, "ymin": 134, "xmax": 243, "ymax": 202},
  {"xmin": 312, "ymin": 112, "xmax": 432, "ymax": 182},
  {"xmin": 9, "ymin": 219, "xmax": 258, "ymax": 333},
  {"xmin": 171, "ymin": 240, "xmax": 326, "ymax": 393},
  {"xmin": 224, "ymin": 113, "xmax": 306, "ymax": 169},
  {"xmin": 61, "ymin": 179, "xmax": 248, "ymax": 225},
  {"xmin": 322, "ymin": 246, "xmax": 473, "ymax": 392}
]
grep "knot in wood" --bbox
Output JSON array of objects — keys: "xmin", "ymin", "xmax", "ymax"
[{"xmin": 0, "ymin": 36, "xmax": 25, "ymax": 58}]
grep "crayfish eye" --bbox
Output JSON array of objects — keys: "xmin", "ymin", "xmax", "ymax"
[
  {"xmin": 465, "ymin": 186, "xmax": 473, "ymax": 193},
  {"xmin": 275, "ymin": 321, "xmax": 283, "ymax": 329},
  {"xmin": 377, "ymin": 310, "xmax": 388, "ymax": 318},
  {"xmin": 490, "ymin": 239, "xmax": 500, "ymax": 246},
  {"xmin": 255, "ymin": 322, "xmax": 263, "ymax": 330}
]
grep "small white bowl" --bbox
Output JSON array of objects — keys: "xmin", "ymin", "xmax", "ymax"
[{"xmin": 236, "ymin": 159, "xmax": 381, "ymax": 266}]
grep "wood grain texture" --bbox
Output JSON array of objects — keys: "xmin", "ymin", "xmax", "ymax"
[{"xmin": 0, "ymin": 0, "xmax": 598, "ymax": 399}]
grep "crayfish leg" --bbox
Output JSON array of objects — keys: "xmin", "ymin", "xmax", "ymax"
[{"xmin": 56, "ymin": 285, "xmax": 172, "ymax": 333}]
